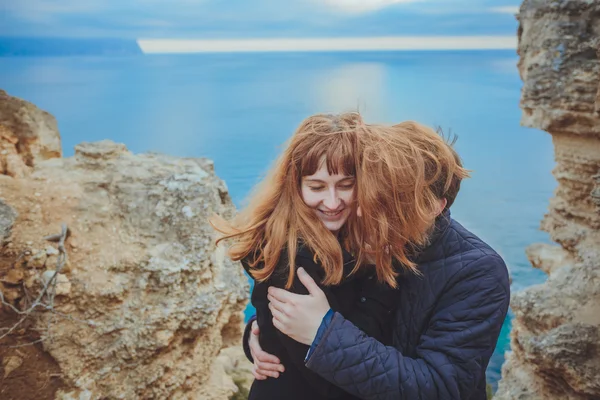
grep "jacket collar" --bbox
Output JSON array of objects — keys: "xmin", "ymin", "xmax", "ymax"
[{"xmin": 411, "ymin": 209, "xmax": 452, "ymax": 265}]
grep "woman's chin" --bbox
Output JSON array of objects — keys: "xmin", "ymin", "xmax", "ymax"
[{"xmin": 322, "ymin": 219, "xmax": 347, "ymax": 233}]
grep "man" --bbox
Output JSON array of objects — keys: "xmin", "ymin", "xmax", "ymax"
[{"xmin": 243, "ymin": 125, "xmax": 510, "ymax": 400}]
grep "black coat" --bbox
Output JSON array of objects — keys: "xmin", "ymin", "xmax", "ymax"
[{"xmin": 242, "ymin": 242, "xmax": 398, "ymax": 400}]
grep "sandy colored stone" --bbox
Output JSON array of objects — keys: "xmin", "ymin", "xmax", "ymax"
[
  {"xmin": 495, "ymin": 1, "xmax": 600, "ymax": 399},
  {"xmin": 2, "ymin": 287, "xmax": 21, "ymax": 302},
  {"xmin": 525, "ymin": 243, "xmax": 573, "ymax": 275},
  {"xmin": 41, "ymin": 271, "xmax": 71, "ymax": 296},
  {"xmin": 4, "ymin": 151, "xmax": 31, "ymax": 178},
  {"xmin": 218, "ymin": 346, "xmax": 254, "ymax": 398},
  {"xmin": 2, "ymin": 355, "xmax": 24, "ymax": 378},
  {"xmin": 0, "ymin": 91, "xmax": 249, "ymax": 399},
  {"xmin": 3, "ymin": 269, "xmax": 24, "ymax": 285},
  {"xmin": 24, "ymin": 274, "xmax": 37, "ymax": 289},
  {"xmin": 193, "ymin": 346, "xmax": 253, "ymax": 400},
  {"xmin": 27, "ymin": 249, "xmax": 47, "ymax": 269},
  {"xmin": 0, "ymin": 90, "xmax": 61, "ymax": 173}
]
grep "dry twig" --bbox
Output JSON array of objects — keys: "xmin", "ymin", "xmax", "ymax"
[{"xmin": 0, "ymin": 223, "xmax": 87, "ymax": 347}]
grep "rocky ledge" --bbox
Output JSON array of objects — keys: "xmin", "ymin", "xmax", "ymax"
[{"xmin": 0, "ymin": 90, "xmax": 251, "ymax": 400}]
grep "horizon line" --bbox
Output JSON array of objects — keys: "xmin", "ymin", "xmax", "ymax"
[{"xmin": 137, "ymin": 36, "xmax": 517, "ymax": 54}]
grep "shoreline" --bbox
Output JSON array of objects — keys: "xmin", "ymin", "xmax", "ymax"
[{"xmin": 138, "ymin": 36, "xmax": 517, "ymax": 54}]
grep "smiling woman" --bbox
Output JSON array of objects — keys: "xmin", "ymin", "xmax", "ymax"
[
  {"xmin": 211, "ymin": 113, "xmax": 367, "ymax": 289},
  {"xmin": 210, "ymin": 113, "xmax": 404, "ymax": 400}
]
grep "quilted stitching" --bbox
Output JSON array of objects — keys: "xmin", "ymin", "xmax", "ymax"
[{"xmin": 305, "ymin": 218, "xmax": 511, "ymax": 400}]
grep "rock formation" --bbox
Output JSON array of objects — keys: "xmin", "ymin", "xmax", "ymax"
[
  {"xmin": 0, "ymin": 90, "xmax": 251, "ymax": 399},
  {"xmin": 0, "ymin": 90, "xmax": 62, "ymax": 178},
  {"xmin": 495, "ymin": 1, "xmax": 600, "ymax": 399}
]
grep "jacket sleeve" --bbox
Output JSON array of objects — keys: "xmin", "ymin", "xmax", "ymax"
[
  {"xmin": 249, "ymin": 254, "xmax": 350, "ymax": 398},
  {"xmin": 305, "ymin": 254, "xmax": 510, "ymax": 400}
]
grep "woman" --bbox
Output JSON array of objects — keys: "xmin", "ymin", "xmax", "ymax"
[{"xmin": 211, "ymin": 114, "xmax": 461, "ymax": 399}]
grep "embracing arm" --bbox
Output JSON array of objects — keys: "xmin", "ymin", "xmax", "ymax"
[
  {"xmin": 242, "ymin": 314, "xmax": 257, "ymax": 363},
  {"xmin": 305, "ymin": 254, "xmax": 510, "ymax": 400}
]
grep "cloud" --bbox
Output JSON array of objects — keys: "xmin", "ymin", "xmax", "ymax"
[
  {"xmin": 489, "ymin": 6, "xmax": 519, "ymax": 14},
  {"xmin": 1, "ymin": 0, "xmax": 105, "ymax": 24},
  {"xmin": 0, "ymin": 0, "xmax": 519, "ymax": 38}
]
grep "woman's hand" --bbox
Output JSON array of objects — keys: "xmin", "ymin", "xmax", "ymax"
[
  {"xmin": 268, "ymin": 267, "xmax": 331, "ymax": 345},
  {"xmin": 249, "ymin": 321, "xmax": 285, "ymax": 380}
]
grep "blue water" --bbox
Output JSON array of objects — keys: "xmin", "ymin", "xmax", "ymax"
[{"xmin": 0, "ymin": 51, "xmax": 555, "ymax": 389}]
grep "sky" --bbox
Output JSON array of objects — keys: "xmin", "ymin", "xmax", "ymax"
[{"xmin": 0, "ymin": 0, "xmax": 520, "ymax": 39}]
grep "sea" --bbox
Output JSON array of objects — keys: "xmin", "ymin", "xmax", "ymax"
[{"xmin": 0, "ymin": 50, "xmax": 556, "ymax": 389}]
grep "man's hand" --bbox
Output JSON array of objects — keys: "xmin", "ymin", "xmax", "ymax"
[
  {"xmin": 249, "ymin": 321, "xmax": 285, "ymax": 380},
  {"xmin": 268, "ymin": 267, "xmax": 330, "ymax": 345}
]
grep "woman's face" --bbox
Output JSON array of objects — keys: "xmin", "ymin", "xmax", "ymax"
[{"xmin": 301, "ymin": 163, "xmax": 355, "ymax": 233}]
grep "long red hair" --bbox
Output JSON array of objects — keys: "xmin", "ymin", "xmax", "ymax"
[
  {"xmin": 211, "ymin": 113, "xmax": 365, "ymax": 288},
  {"xmin": 211, "ymin": 114, "xmax": 470, "ymax": 288},
  {"xmin": 355, "ymin": 121, "xmax": 471, "ymax": 285}
]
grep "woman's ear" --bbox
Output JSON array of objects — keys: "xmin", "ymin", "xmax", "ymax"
[{"xmin": 437, "ymin": 198, "xmax": 448, "ymax": 216}]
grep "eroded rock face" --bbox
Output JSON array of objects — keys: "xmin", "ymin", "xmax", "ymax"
[
  {"xmin": 0, "ymin": 91, "xmax": 250, "ymax": 399},
  {"xmin": 495, "ymin": 1, "xmax": 600, "ymax": 399},
  {"xmin": 0, "ymin": 90, "xmax": 61, "ymax": 177}
]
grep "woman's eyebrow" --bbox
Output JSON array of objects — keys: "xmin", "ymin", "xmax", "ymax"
[{"xmin": 303, "ymin": 177, "xmax": 355, "ymax": 183}]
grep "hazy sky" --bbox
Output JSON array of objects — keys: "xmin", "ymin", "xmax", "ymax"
[{"xmin": 1, "ymin": 0, "xmax": 520, "ymax": 38}]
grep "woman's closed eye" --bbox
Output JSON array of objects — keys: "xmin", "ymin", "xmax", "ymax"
[{"xmin": 308, "ymin": 183, "xmax": 354, "ymax": 192}]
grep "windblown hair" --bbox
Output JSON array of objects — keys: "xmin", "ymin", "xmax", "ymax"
[
  {"xmin": 211, "ymin": 113, "xmax": 366, "ymax": 289},
  {"xmin": 355, "ymin": 121, "xmax": 470, "ymax": 284},
  {"xmin": 211, "ymin": 114, "xmax": 470, "ymax": 289}
]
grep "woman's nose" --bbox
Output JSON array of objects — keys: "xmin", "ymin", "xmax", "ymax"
[{"xmin": 323, "ymin": 190, "xmax": 341, "ymax": 210}]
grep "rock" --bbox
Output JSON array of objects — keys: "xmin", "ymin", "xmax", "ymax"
[
  {"xmin": 0, "ymin": 91, "xmax": 249, "ymax": 400},
  {"xmin": 495, "ymin": 1, "xmax": 600, "ymax": 399},
  {"xmin": 0, "ymin": 90, "xmax": 61, "ymax": 175},
  {"xmin": 2, "ymin": 355, "xmax": 24, "ymax": 378},
  {"xmin": 4, "ymin": 150, "xmax": 31, "ymax": 177},
  {"xmin": 2, "ymin": 286, "xmax": 22, "ymax": 302},
  {"xmin": 525, "ymin": 243, "xmax": 573, "ymax": 275},
  {"xmin": 27, "ymin": 250, "xmax": 47, "ymax": 269},
  {"xmin": 41, "ymin": 271, "xmax": 71, "ymax": 296},
  {"xmin": 217, "ymin": 346, "xmax": 254, "ymax": 398},
  {"xmin": 0, "ymin": 199, "xmax": 17, "ymax": 244},
  {"xmin": 3, "ymin": 268, "xmax": 25, "ymax": 284},
  {"xmin": 24, "ymin": 274, "xmax": 38, "ymax": 289},
  {"xmin": 194, "ymin": 346, "xmax": 253, "ymax": 400}
]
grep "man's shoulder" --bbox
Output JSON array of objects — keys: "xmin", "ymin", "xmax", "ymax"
[
  {"xmin": 445, "ymin": 218, "xmax": 501, "ymax": 257},
  {"xmin": 442, "ymin": 218, "xmax": 508, "ymax": 278}
]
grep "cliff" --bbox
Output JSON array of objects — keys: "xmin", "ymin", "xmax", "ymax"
[
  {"xmin": 495, "ymin": 1, "xmax": 600, "ymax": 399},
  {"xmin": 0, "ymin": 90, "xmax": 251, "ymax": 399}
]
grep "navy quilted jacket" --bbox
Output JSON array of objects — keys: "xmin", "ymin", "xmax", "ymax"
[{"xmin": 303, "ymin": 214, "xmax": 510, "ymax": 400}]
